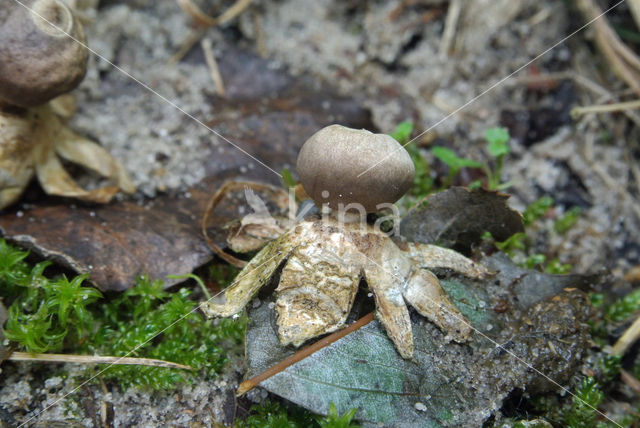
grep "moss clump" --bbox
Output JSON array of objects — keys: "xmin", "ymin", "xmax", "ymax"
[
  {"xmin": 0, "ymin": 239, "xmax": 246, "ymax": 390},
  {"xmin": 236, "ymin": 400, "xmax": 360, "ymax": 428},
  {"xmin": 85, "ymin": 275, "xmax": 246, "ymax": 389},
  {"xmin": 563, "ymin": 377, "xmax": 604, "ymax": 428},
  {"xmin": 1, "ymin": 240, "xmax": 102, "ymax": 353}
]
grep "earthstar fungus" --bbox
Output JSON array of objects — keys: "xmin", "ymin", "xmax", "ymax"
[
  {"xmin": 0, "ymin": 0, "xmax": 134, "ymax": 209},
  {"xmin": 203, "ymin": 125, "xmax": 490, "ymax": 359},
  {"xmin": 0, "ymin": 0, "xmax": 88, "ymax": 108}
]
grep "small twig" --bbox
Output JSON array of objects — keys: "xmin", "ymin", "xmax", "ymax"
[
  {"xmin": 627, "ymin": 0, "xmax": 640, "ymax": 35},
  {"xmin": 236, "ymin": 312, "xmax": 375, "ymax": 396},
  {"xmin": 176, "ymin": 0, "xmax": 253, "ymax": 27},
  {"xmin": 171, "ymin": 0, "xmax": 253, "ymax": 64},
  {"xmin": 509, "ymin": 72, "xmax": 640, "ymax": 127},
  {"xmin": 611, "ymin": 29, "xmax": 640, "ymax": 72},
  {"xmin": 201, "ymin": 38, "xmax": 226, "ymax": 96},
  {"xmin": 176, "ymin": 0, "xmax": 216, "ymax": 27},
  {"xmin": 170, "ymin": 28, "xmax": 208, "ymax": 64},
  {"xmin": 620, "ymin": 368, "xmax": 640, "ymax": 394},
  {"xmin": 439, "ymin": 0, "xmax": 461, "ymax": 57},
  {"xmin": 7, "ymin": 352, "xmax": 193, "ymax": 370},
  {"xmin": 527, "ymin": 4, "xmax": 554, "ymax": 26},
  {"xmin": 253, "ymin": 12, "xmax": 266, "ymax": 58},
  {"xmin": 612, "ymin": 314, "xmax": 640, "ymax": 356},
  {"xmin": 215, "ymin": 0, "xmax": 253, "ymax": 26},
  {"xmin": 577, "ymin": 0, "xmax": 640, "ymax": 96},
  {"xmin": 594, "ymin": 18, "xmax": 640, "ymax": 95},
  {"xmin": 571, "ymin": 99, "xmax": 640, "ymax": 118}
]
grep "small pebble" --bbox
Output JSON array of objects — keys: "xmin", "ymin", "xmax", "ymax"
[{"xmin": 414, "ymin": 402, "xmax": 427, "ymax": 412}]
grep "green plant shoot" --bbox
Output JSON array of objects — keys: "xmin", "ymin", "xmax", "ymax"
[
  {"xmin": 484, "ymin": 127, "xmax": 511, "ymax": 190},
  {"xmin": 432, "ymin": 146, "xmax": 483, "ymax": 187},
  {"xmin": 390, "ymin": 121, "xmax": 433, "ymax": 197}
]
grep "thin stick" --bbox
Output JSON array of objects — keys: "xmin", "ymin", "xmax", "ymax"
[
  {"xmin": 170, "ymin": 28, "xmax": 207, "ymax": 64},
  {"xmin": 509, "ymin": 72, "xmax": 640, "ymax": 127},
  {"xmin": 253, "ymin": 12, "xmax": 266, "ymax": 58},
  {"xmin": 176, "ymin": 0, "xmax": 252, "ymax": 27},
  {"xmin": 571, "ymin": 99, "xmax": 640, "ymax": 118},
  {"xmin": 201, "ymin": 38, "xmax": 226, "ymax": 96},
  {"xmin": 236, "ymin": 312, "xmax": 375, "ymax": 396},
  {"xmin": 594, "ymin": 18, "xmax": 640, "ymax": 96},
  {"xmin": 620, "ymin": 368, "xmax": 640, "ymax": 394},
  {"xmin": 611, "ymin": 28, "xmax": 640, "ymax": 72},
  {"xmin": 612, "ymin": 314, "xmax": 640, "ymax": 356},
  {"xmin": 629, "ymin": 0, "xmax": 640, "ymax": 29},
  {"xmin": 527, "ymin": 4, "xmax": 554, "ymax": 26},
  {"xmin": 7, "ymin": 352, "xmax": 193, "ymax": 370},
  {"xmin": 577, "ymin": 0, "xmax": 640, "ymax": 96},
  {"xmin": 171, "ymin": 0, "xmax": 253, "ymax": 64},
  {"xmin": 176, "ymin": 0, "xmax": 216, "ymax": 27},
  {"xmin": 216, "ymin": 0, "xmax": 253, "ymax": 26},
  {"xmin": 439, "ymin": 0, "xmax": 461, "ymax": 57}
]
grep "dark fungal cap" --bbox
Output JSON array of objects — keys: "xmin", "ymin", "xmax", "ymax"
[
  {"xmin": 296, "ymin": 124, "xmax": 415, "ymax": 213},
  {"xmin": 0, "ymin": 0, "xmax": 88, "ymax": 108}
]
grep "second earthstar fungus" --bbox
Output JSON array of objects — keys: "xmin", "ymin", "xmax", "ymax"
[{"xmin": 0, "ymin": 0, "xmax": 133, "ymax": 209}]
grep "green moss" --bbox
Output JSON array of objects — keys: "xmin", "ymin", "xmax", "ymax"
[
  {"xmin": 318, "ymin": 404, "xmax": 359, "ymax": 428},
  {"xmin": 554, "ymin": 207, "xmax": 581, "ymax": 234},
  {"xmin": 596, "ymin": 355, "xmax": 621, "ymax": 383},
  {"xmin": 86, "ymin": 275, "xmax": 246, "ymax": 389},
  {"xmin": 523, "ymin": 253, "xmax": 547, "ymax": 270},
  {"xmin": 432, "ymin": 146, "xmax": 484, "ymax": 187},
  {"xmin": 1, "ymin": 238, "xmax": 102, "ymax": 353},
  {"xmin": 522, "ymin": 196, "xmax": 554, "ymax": 226},
  {"xmin": 391, "ymin": 123, "xmax": 513, "ymax": 195},
  {"xmin": 563, "ymin": 377, "xmax": 604, "ymax": 428},
  {"xmin": 606, "ymin": 288, "xmax": 640, "ymax": 323},
  {"xmin": 495, "ymin": 232, "xmax": 526, "ymax": 257},
  {"xmin": 0, "ymin": 239, "xmax": 245, "ymax": 390},
  {"xmin": 544, "ymin": 259, "xmax": 572, "ymax": 274},
  {"xmin": 390, "ymin": 122, "xmax": 433, "ymax": 197},
  {"xmin": 489, "ymin": 197, "xmax": 575, "ymax": 274},
  {"xmin": 406, "ymin": 144, "xmax": 434, "ymax": 197},
  {"xmin": 235, "ymin": 400, "xmax": 360, "ymax": 428},
  {"xmin": 0, "ymin": 239, "xmax": 32, "ymax": 294}
]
